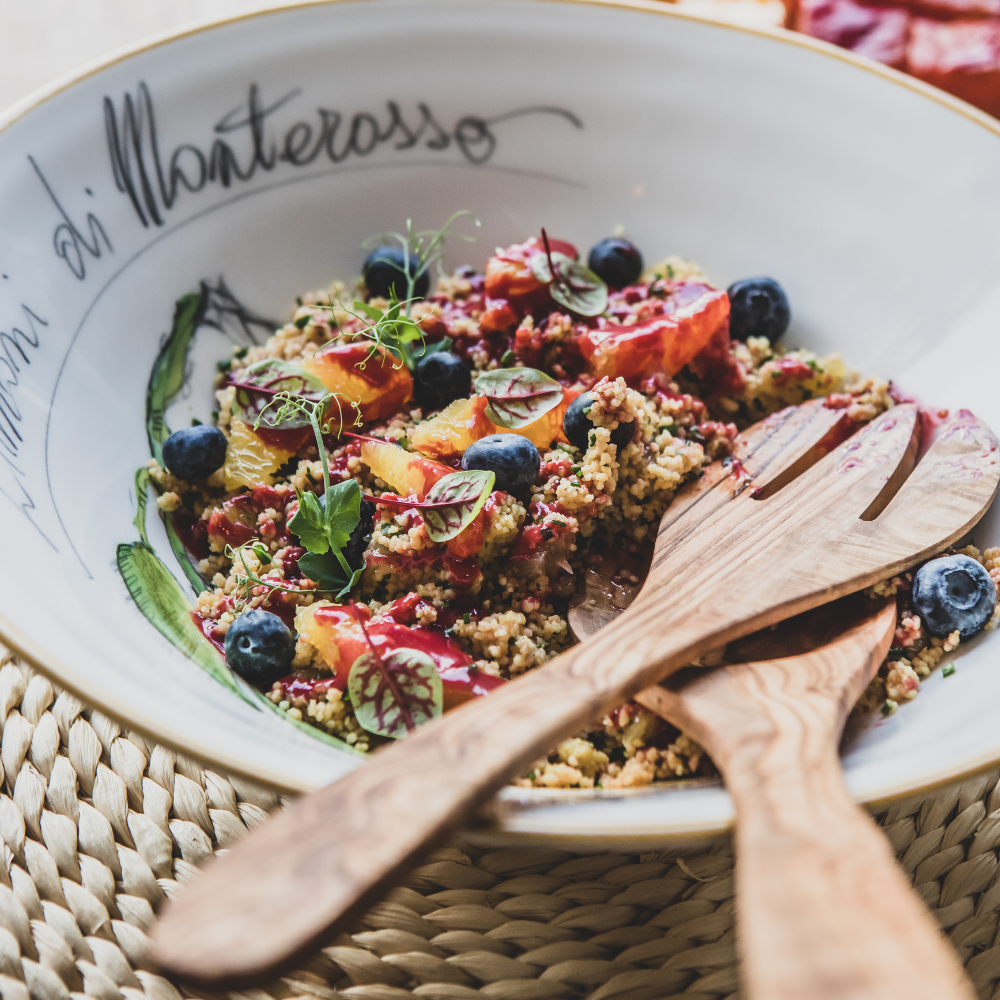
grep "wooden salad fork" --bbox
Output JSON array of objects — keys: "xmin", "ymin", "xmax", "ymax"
[
  {"xmin": 647, "ymin": 599, "xmax": 974, "ymax": 1000},
  {"xmin": 151, "ymin": 400, "xmax": 1000, "ymax": 986},
  {"xmin": 576, "ymin": 592, "xmax": 973, "ymax": 999}
]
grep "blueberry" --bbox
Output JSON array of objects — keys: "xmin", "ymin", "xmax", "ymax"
[
  {"xmin": 363, "ymin": 245, "xmax": 429, "ymax": 300},
  {"xmin": 563, "ymin": 392, "xmax": 634, "ymax": 452},
  {"xmin": 162, "ymin": 425, "xmax": 228, "ymax": 481},
  {"xmin": 224, "ymin": 610, "xmax": 295, "ymax": 686},
  {"xmin": 587, "ymin": 238, "xmax": 643, "ymax": 289},
  {"xmin": 462, "ymin": 434, "xmax": 540, "ymax": 495},
  {"xmin": 414, "ymin": 351, "xmax": 471, "ymax": 412},
  {"xmin": 912, "ymin": 554, "xmax": 996, "ymax": 639},
  {"xmin": 727, "ymin": 277, "xmax": 791, "ymax": 342},
  {"xmin": 344, "ymin": 498, "xmax": 376, "ymax": 570}
]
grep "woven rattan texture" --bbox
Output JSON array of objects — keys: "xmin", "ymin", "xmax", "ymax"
[{"xmin": 2, "ymin": 651, "xmax": 1000, "ymax": 1000}]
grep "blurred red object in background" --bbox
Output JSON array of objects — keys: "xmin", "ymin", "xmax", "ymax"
[{"xmin": 795, "ymin": 0, "xmax": 1000, "ymax": 117}]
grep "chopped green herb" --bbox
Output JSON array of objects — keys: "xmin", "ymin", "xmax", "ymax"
[
  {"xmin": 256, "ymin": 390, "xmax": 364, "ymax": 598},
  {"xmin": 234, "ymin": 346, "xmax": 249, "ymax": 359},
  {"xmin": 582, "ymin": 405, "xmax": 592, "ymax": 416},
  {"xmin": 570, "ymin": 465, "xmax": 582, "ymax": 476},
  {"xmin": 294, "ymin": 315, "xmax": 310, "ymax": 329},
  {"xmin": 211, "ymin": 409, "xmax": 220, "ymax": 422},
  {"xmin": 942, "ymin": 663, "xmax": 956, "ymax": 677},
  {"xmin": 397, "ymin": 437, "xmax": 409, "ymax": 451},
  {"xmin": 881, "ymin": 700, "xmax": 898, "ymax": 717},
  {"xmin": 588, "ymin": 431, "xmax": 596, "ymax": 447},
  {"xmin": 296, "ymin": 296, "xmax": 303, "ymax": 306},
  {"xmin": 658, "ymin": 424, "xmax": 674, "ymax": 433},
  {"xmin": 500, "ymin": 349, "xmax": 515, "ymax": 366},
  {"xmin": 462, "ymin": 612, "xmax": 471, "ymax": 624},
  {"xmin": 216, "ymin": 359, "xmax": 231, "ymax": 373},
  {"xmin": 807, "ymin": 359, "xmax": 820, "ymax": 372},
  {"xmin": 886, "ymin": 648, "xmax": 908, "ymax": 661},
  {"xmin": 556, "ymin": 443, "xmax": 576, "ymax": 454},
  {"xmin": 191, "ymin": 418, "xmax": 202, "ymax": 426}
]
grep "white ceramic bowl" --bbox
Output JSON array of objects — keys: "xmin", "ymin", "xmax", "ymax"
[{"xmin": 2, "ymin": 0, "xmax": 1000, "ymax": 848}]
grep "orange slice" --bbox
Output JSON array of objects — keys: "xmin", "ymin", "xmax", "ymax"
[
  {"xmin": 222, "ymin": 420, "xmax": 294, "ymax": 491},
  {"xmin": 577, "ymin": 289, "xmax": 729, "ymax": 383},
  {"xmin": 359, "ymin": 438, "xmax": 453, "ymax": 499},
  {"xmin": 409, "ymin": 389, "xmax": 579, "ymax": 460},
  {"xmin": 300, "ymin": 342, "xmax": 413, "ymax": 424}
]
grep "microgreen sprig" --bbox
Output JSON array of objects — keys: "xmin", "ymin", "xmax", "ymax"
[
  {"xmin": 255, "ymin": 391, "xmax": 360, "ymax": 497},
  {"xmin": 225, "ymin": 541, "xmax": 317, "ymax": 616},
  {"xmin": 363, "ymin": 210, "xmax": 481, "ymax": 318},
  {"xmin": 331, "ymin": 291, "xmax": 426, "ymax": 371}
]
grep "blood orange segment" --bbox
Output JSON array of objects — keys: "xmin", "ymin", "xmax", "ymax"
[
  {"xmin": 300, "ymin": 342, "xmax": 413, "ymax": 424},
  {"xmin": 296, "ymin": 602, "xmax": 504, "ymax": 710},
  {"xmin": 480, "ymin": 237, "xmax": 579, "ymax": 333},
  {"xmin": 295, "ymin": 604, "xmax": 367, "ymax": 680},
  {"xmin": 409, "ymin": 389, "xmax": 580, "ymax": 460},
  {"xmin": 222, "ymin": 419, "xmax": 294, "ymax": 491},
  {"xmin": 519, "ymin": 389, "xmax": 580, "ymax": 450},
  {"xmin": 359, "ymin": 438, "xmax": 452, "ymax": 499},
  {"xmin": 485, "ymin": 240, "xmax": 547, "ymax": 300},
  {"xmin": 577, "ymin": 288, "xmax": 730, "ymax": 383},
  {"xmin": 409, "ymin": 396, "xmax": 494, "ymax": 457}
]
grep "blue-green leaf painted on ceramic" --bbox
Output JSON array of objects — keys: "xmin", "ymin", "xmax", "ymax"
[
  {"xmin": 145, "ymin": 290, "xmax": 209, "ymax": 592},
  {"xmin": 117, "ymin": 536, "xmax": 247, "ymax": 700},
  {"xmin": 121, "ymin": 286, "xmax": 369, "ymax": 757}
]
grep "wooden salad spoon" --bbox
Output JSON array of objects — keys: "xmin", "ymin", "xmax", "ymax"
[
  {"xmin": 574, "ymin": 588, "xmax": 974, "ymax": 1000},
  {"xmin": 151, "ymin": 400, "xmax": 1000, "ymax": 986}
]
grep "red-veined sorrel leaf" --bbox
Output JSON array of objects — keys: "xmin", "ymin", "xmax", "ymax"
[
  {"xmin": 475, "ymin": 368, "xmax": 563, "ymax": 429},
  {"xmin": 530, "ymin": 249, "xmax": 608, "ymax": 318},
  {"xmin": 230, "ymin": 359, "xmax": 328, "ymax": 429},
  {"xmin": 348, "ymin": 648, "xmax": 443, "ymax": 739},
  {"xmin": 363, "ymin": 469, "xmax": 495, "ymax": 543},
  {"xmin": 420, "ymin": 469, "xmax": 494, "ymax": 542}
]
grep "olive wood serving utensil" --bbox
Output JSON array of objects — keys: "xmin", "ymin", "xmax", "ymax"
[
  {"xmin": 152, "ymin": 401, "xmax": 999, "ymax": 986},
  {"xmin": 573, "ymin": 589, "xmax": 973, "ymax": 1000}
]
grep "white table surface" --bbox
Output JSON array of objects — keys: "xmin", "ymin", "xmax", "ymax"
[{"xmin": 0, "ymin": 0, "xmax": 301, "ymax": 115}]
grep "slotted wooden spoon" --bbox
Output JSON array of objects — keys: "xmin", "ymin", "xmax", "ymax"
[
  {"xmin": 575, "ymin": 589, "xmax": 973, "ymax": 1000},
  {"xmin": 152, "ymin": 400, "xmax": 999, "ymax": 986}
]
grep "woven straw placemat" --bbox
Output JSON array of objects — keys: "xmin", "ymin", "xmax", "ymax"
[{"xmin": 2, "ymin": 649, "xmax": 1000, "ymax": 1000}]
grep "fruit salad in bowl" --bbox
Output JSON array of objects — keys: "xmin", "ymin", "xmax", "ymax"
[{"xmin": 137, "ymin": 217, "xmax": 996, "ymax": 790}]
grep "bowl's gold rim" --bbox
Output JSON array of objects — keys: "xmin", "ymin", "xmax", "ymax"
[
  {"xmin": 1, "ymin": 0, "xmax": 999, "ymax": 843},
  {"xmin": 3, "ymin": 0, "xmax": 1000, "ymax": 137}
]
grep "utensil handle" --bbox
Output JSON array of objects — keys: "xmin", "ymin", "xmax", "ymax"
[
  {"xmin": 726, "ymin": 737, "xmax": 973, "ymax": 1000},
  {"xmin": 638, "ymin": 605, "xmax": 974, "ymax": 1000},
  {"xmin": 152, "ymin": 599, "xmax": 704, "ymax": 985}
]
